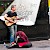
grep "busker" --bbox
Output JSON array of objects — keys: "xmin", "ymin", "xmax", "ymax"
[{"xmin": 4, "ymin": 5, "xmax": 23, "ymax": 46}]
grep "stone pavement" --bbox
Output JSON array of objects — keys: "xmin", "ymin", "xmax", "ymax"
[{"xmin": 0, "ymin": 40, "xmax": 50, "ymax": 50}]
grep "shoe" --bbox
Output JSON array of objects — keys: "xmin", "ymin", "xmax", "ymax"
[{"xmin": 6, "ymin": 42, "xmax": 16, "ymax": 49}]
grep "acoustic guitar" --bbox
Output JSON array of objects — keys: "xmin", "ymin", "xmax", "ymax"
[{"xmin": 4, "ymin": 16, "xmax": 23, "ymax": 26}]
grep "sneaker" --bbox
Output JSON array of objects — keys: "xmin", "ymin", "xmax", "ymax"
[
  {"xmin": 6, "ymin": 42, "xmax": 16, "ymax": 49},
  {"xmin": 11, "ymin": 42, "xmax": 16, "ymax": 46}
]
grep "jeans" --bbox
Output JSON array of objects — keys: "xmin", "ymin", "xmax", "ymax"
[{"xmin": 8, "ymin": 24, "xmax": 17, "ymax": 43}]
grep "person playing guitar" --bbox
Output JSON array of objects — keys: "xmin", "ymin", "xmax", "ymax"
[{"xmin": 4, "ymin": 5, "xmax": 23, "ymax": 46}]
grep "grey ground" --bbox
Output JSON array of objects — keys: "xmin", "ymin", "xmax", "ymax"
[{"xmin": 1, "ymin": 40, "xmax": 50, "ymax": 50}]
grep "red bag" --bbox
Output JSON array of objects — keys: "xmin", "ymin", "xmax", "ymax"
[
  {"xmin": 18, "ymin": 42, "xmax": 29, "ymax": 47},
  {"xmin": 16, "ymin": 31, "xmax": 30, "ymax": 47}
]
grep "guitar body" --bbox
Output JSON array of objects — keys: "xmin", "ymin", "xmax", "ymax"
[
  {"xmin": 5, "ymin": 16, "xmax": 16, "ymax": 26},
  {"xmin": 5, "ymin": 21, "xmax": 14, "ymax": 26}
]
